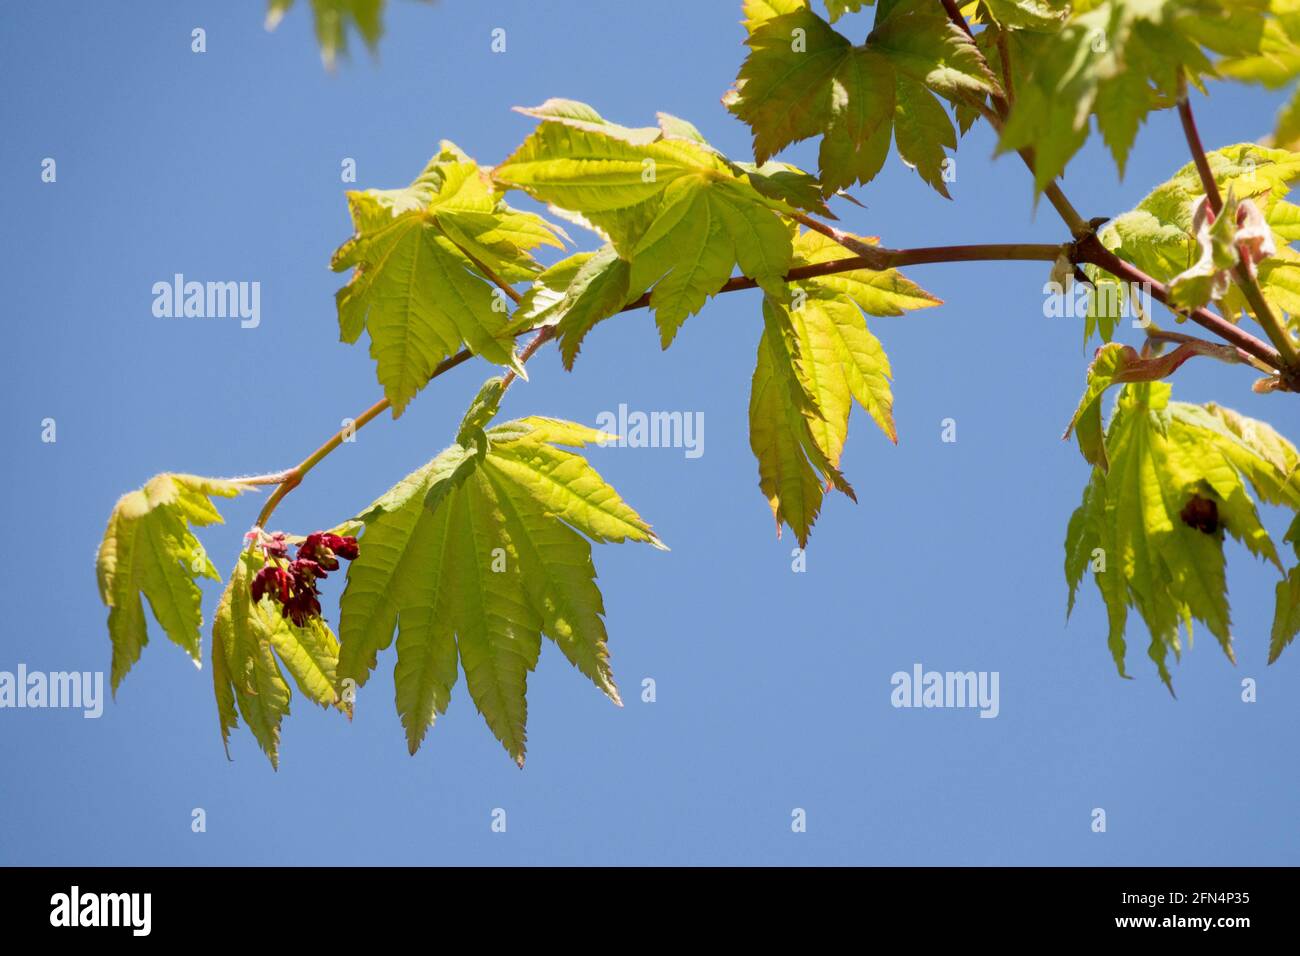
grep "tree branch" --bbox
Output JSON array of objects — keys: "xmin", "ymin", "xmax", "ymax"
[
  {"xmin": 248, "ymin": 241, "xmax": 1069, "ymax": 527},
  {"xmin": 1074, "ymin": 234, "xmax": 1285, "ymax": 372},
  {"xmin": 905, "ymin": 0, "xmax": 1291, "ymax": 381}
]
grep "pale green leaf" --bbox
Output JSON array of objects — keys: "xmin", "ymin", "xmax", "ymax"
[
  {"xmin": 212, "ymin": 551, "xmax": 349, "ymax": 766},
  {"xmin": 1065, "ymin": 381, "xmax": 1300, "ymax": 688},
  {"xmin": 97, "ymin": 474, "xmax": 252, "ymax": 694},
  {"xmin": 338, "ymin": 389, "xmax": 662, "ymax": 763},
  {"xmin": 212, "ymin": 554, "xmax": 290, "ymax": 767},
  {"xmin": 495, "ymin": 110, "xmax": 793, "ymax": 344},
  {"xmin": 998, "ymin": 1, "xmax": 1269, "ymax": 189},
  {"xmin": 332, "ymin": 144, "xmax": 562, "ymax": 415},
  {"xmin": 726, "ymin": 0, "xmax": 998, "ymax": 195},
  {"xmin": 748, "ymin": 296, "xmax": 862, "ymax": 547},
  {"xmin": 265, "ymin": 0, "xmax": 384, "ymax": 69}
]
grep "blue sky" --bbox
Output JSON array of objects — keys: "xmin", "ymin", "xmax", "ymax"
[{"xmin": 1, "ymin": 0, "xmax": 1298, "ymax": 866}]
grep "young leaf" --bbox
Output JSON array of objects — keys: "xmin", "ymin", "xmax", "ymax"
[
  {"xmin": 97, "ymin": 474, "xmax": 253, "ymax": 695},
  {"xmin": 265, "ymin": 0, "xmax": 384, "ymax": 69},
  {"xmin": 494, "ymin": 105, "xmax": 794, "ymax": 345},
  {"xmin": 332, "ymin": 142, "xmax": 564, "ymax": 416},
  {"xmin": 338, "ymin": 390, "xmax": 663, "ymax": 764},
  {"xmin": 1091, "ymin": 144, "xmax": 1300, "ymax": 328},
  {"xmin": 550, "ymin": 246, "xmax": 634, "ymax": 368},
  {"xmin": 1064, "ymin": 381, "xmax": 1300, "ymax": 689},
  {"xmin": 1271, "ymin": 517, "xmax": 1300, "ymax": 663},
  {"xmin": 1065, "ymin": 345, "xmax": 1135, "ymax": 472},
  {"xmin": 745, "ymin": 230, "xmax": 937, "ymax": 545},
  {"xmin": 749, "ymin": 296, "xmax": 860, "ymax": 547},
  {"xmin": 999, "ymin": 1, "xmax": 1271, "ymax": 189},
  {"xmin": 212, "ymin": 551, "xmax": 349, "ymax": 767},
  {"xmin": 1217, "ymin": 3, "xmax": 1300, "ymax": 145},
  {"xmin": 790, "ymin": 229, "xmax": 941, "ymax": 316},
  {"xmin": 725, "ymin": 0, "xmax": 1000, "ymax": 196}
]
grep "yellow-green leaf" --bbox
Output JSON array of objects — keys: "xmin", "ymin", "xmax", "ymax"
[
  {"xmin": 338, "ymin": 388, "xmax": 663, "ymax": 764},
  {"xmin": 1065, "ymin": 381, "xmax": 1300, "ymax": 689},
  {"xmin": 97, "ymin": 474, "xmax": 252, "ymax": 694},
  {"xmin": 332, "ymin": 142, "xmax": 563, "ymax": 416}
]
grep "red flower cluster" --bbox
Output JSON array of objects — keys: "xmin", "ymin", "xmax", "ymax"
[{"xmin": 250, "ymin": 531, "xmax": 359, "ymax": 626}]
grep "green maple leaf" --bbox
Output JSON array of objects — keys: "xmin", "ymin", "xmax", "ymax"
[
  {"xmin": 750, "ymin": 297, "xmax": 849, "ymax": 547},
  {"xmin": 1218, "ymin": 1, "xmax": 1300, "ymax": 145},
  {"xmin": 511, "ymin": 245, "xmax": 635, "ymax": 369},
  {"xmin": 999, "ymin": 0, "xmax": 1271, "ymax": 189},
  {"xmin": 725, "ymin": 0, "xmax": 1000, "ymax": 196},
  {"xmin": 494, "ymin": 103, "xmax": 795, "ymax": 346},
  {"xmin": 1272, "ymin": 516, "xmax": 1300, "ymax": 662},
  {"xmin": 1063, "ymin": 341, "xmax": 1239, "ymax": 470},
  {"xmin": 265, "ymin": 0, "xmax": 386, "ymax": 69},
  {"xmin": 732, "ymin": 160, "xmax": 837, "ymax": 218},
  {"xmin": 337, "ymin": 379, "xmax": 664, "ymax": 765},
  {"xmin": 96, "ymin": 474, "xmax": 253, "ymax": 694},
  {"xmin": 1064, "ymin": 343, "xmax": 1142, "ymax": 472},
  {"xmin": 1064, "ymin": 380, "xmax": 1300, "ymax": 688},
  {"xmin": 212, "ymin": 552, "xmax": 349, "ymax": 768},
  {"xmin": 332, "ymin": 142, "xmax": 564, "ymax": 416},
  {"xmin": 748, "ymin": 229, "xmax": 937, "ymax": 545},
  {"xmin": 1089, "ymin": 144, "xmax": 1300, "ymax": 334},
  {"xmin": 952, "ymin": 12, "xmax": 1060, "ymax": 136}
]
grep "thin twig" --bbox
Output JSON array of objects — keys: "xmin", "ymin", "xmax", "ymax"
[
  {"xmin": 501, "ymin": 326, "xmax": 555, "ymax": 391},
  {"xmin": 1143, "ymin": 326, "xmax": 1266, "ymax": 370}
]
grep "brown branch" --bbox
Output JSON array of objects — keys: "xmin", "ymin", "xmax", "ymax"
[
  {"xmin": 1143, "ymin": 327, "xmax": 1268, "ymax": 371},
  {"xmin": 1074, "ymin": 234, "xmax": 1284, "ymax": 372},
  {"xmin": 1176, "ymin": 95, "xmax": 1223, "ymax": 210},
  {"xmin": 927, "ymin": 1, "xmax": 1292, "ymax": 381},
  {"xmin": 249, "ymin": 241, "xmax": 1069, "ymax": 527},
  {"xmin": 940, "ymin": 0, "xmax": 976, "ymax": 41},
  {"xmin": 501, "ymin": 326, "xmax": 555, "ymax": 391}
]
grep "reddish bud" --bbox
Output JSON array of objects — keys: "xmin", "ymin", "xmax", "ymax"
[{"xmin": 1180, "ymin": 494, "xmax": 1219, "ymax": 535}]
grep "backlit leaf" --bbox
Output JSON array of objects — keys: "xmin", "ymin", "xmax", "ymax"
[
  {"xmin": 494, "ymin": 104, "xmax": 794, "ymax": 345},
  {"xmin": 97, "ymin": 474, "xmax": 252, "ymax": 694},
  {"xmin": 725, "ymin": 0, "xmax": 999, "ymax": 195},
  {"xmin": 212, "ymin": 551, "xmax": 348, "ymax": 767},
  {"xmin": 1064, "ymin": 381, "xmax": 1300, "ymax": 688},
  {"xmin": 338, "ymin": 387, "xmax": 663, "ymax": 764},
  {"xmin": 332, "ymin": 142, "xmax": 563, "ymax": 416}
]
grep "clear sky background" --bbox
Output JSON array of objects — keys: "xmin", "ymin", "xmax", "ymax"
[{"xmin": 1, "ymin": 0, "xmax": 1298, "ymax": 866}]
